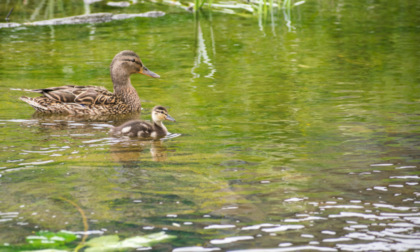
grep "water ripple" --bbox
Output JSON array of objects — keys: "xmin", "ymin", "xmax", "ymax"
[
  {"xmin": 262, "ymin": 225, "xmax": 305, "ymax": 232},
  {"xmin": 322, "ymin": 205, "xmax": 364, "ymax": 209},
  {"xmin": 328, "ymin": 212, "xmax": 396, "ymax": 220},
  {"xmin": 373, "ymin": 203, "xmax": 411, "ymax": 211},
  {"xmin": 210, "ymin": 236, "xmax": 254, "ymax": 244},
  {"xmin": 204, "ymin": 224, "xmax": 236, "ymax": 229},
  {"xmin": 228, "ymin": 246, "xmax": 338, "ymax": 252},
  {"xmin": 336, "ymin": 241, "xmax": 420, "ymax": 251},
  {"xmin": 323, "ymin": 237, "xmax": 352, "ymax": 243},
  {"xmin": 390, "ymin": 175, "xmax": 420, "ymax": 179},
  {"xmin": 18, "ymin": 160, "xmax": 54, "ymax": 166},
  {"xmin": 241, "ymin": 223, "xmax": 277, "ymax": 230},
  {"xmin": 0, "ymin": 212, "xmax": 19, "ymax": 223},
  {"xmin": 284, "ymin": 216, "xmax": 326, "ymax": 222},
  {"xmin": 173, "ymin": 247, "xmax": 221, "ymax": 252}
]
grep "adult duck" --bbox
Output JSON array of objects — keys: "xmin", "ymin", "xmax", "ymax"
[
  {"xmin": 111, "ymin": 105, "xmax": 175, "ymax": 138},
  {"xmin": 19, "ymin": 50, "xmax": 159, "ymax": 115}
]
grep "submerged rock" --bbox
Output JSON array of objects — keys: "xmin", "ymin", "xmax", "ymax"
[
  {"xmin": 0, "ymin": 22, "xmax": 21, "ymax": 29},
  {"xmin": 107, "ymin": 1, "xmax": 131, "ymax": 7},
  {"xmin": 0, "ymin": 11, "xmax": 165, "ymax": 28},
  {"xmin": 27, "ymin": 13, "xmax": 113, "ymax": 26},
  {"xmin": 84, "ymin": 0, "xmax": 103, "ymax": 3},
  {"xmin": 112, "ymin": 11, "xmax": 165, "ymax": 20}
]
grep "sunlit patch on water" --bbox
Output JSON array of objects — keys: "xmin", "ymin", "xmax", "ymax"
[
  {"xmin": 82, "ymin": 137, "xmax": 117, "ymax": 144},
  {"xmin": 337, "ymin": 242, "xmax": 420, "ymax": 251},
  {"xmin": 18, "ymin": 160, "xmax": 54, "ymax": 166},
  {"xmin": 210, "ymin": 235, "xmax": 254, "ymax": 244},
  {"xmin": 0, "ymin": 212, "xmax": 19, "ymax": 223},
  {"xmin": 161, "ymin": 159, "xmax": 419, "ymax": 251},
  {"xmin": 0, "ymin": 119, "xmax": 37, "ymax": 123},
  {"xmin": 91, "ymin": 123, "xmax": 114, "ymax": 129},
  {"xmin": 396, "ymin": 166, "xmax": 417, "ymax": 170},
  {"xmin": 204, "ymin": 224, "xmax": 236, "ymax": 229},
  {"xmin": 230, "ymin": 246, "xmax": 339, "ymax": 251},
  {"xmin": 284, "ymin": 197, "xmax": 306, "ymax": 202}
]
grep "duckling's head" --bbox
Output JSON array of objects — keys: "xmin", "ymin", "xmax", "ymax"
[
  {"xmin": 152, "ymin": 106, "xmax": 175, "ymax": 123},
  {"xmin": 110, "ymin": 50, "xmax": 160, "ymax": 78}
]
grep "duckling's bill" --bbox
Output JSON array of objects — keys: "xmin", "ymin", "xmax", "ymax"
[
  {"xmin": 166, "ymin": 114, "xmax": 176, "ymax": 122},
  {"xmin": 140, "ymin": 66, "xmax": 160, "ymax": 78}
]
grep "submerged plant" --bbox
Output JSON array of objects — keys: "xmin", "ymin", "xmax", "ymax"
[
  {"xmin": 0, "ymin": 197, "xmax": 175, "ymax": 251},
  {"xmin": 0, "ymin": 232, "xmax": 176, "ymax": 251},
  {"xmin": 26, "ymin": 231, "xmax": 78, "ymax": 248},
  {"xmin": 0, "ymin": 231, "xmax": 77, "ymax": 251},
  {"xmin": 84, "ymin": 232, "xmax": 176, "ymax": 252}
]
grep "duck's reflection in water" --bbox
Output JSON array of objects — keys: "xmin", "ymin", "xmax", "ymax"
[
  {"xmin": 20, "ymin": 112, "xmax": 179, "ymax": 163},
  {"xmin": 31, "ymin": 111, "xmax": 141, "ymax": 125},
  {"xmin": 110, "ymin": 139, "xmax": 168, "ymax": 164}
]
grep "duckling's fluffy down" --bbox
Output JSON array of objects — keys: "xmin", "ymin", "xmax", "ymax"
[{"xmin": 111, "ymin": 120, "xmax": 156, "ymax": 138}]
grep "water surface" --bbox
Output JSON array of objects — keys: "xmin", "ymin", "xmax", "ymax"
[{"xmin": 0, "ymin": 0, "xmax": 419, "ymax": 251}]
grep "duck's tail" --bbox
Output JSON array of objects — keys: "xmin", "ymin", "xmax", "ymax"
[{"xmin": 19, "ymin": 96, "xmax": 49, "ymax": 112}]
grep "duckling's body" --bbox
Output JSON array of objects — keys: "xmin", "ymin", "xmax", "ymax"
[
  {"xmin": 19, "ymin": 50, "xmax": 159, "ymax": 115},
  {"xmin": 111, "ymin": 106, "xmax": 175, "ymax": 138}
]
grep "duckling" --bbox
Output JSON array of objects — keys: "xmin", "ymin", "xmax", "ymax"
[
  {"xmin": 111, "ymin": 106, "xmax": 175, "ymax": 138},
  {"xmin": 19, "ymin": 50, "xmax": 159, "ymax": 115}
]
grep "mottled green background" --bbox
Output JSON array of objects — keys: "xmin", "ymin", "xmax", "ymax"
[{"xmin": 0, "ymin": 0, "xmax": 419, "ymax": 251}]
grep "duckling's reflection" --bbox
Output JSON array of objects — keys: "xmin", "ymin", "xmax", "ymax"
[
  {"xmin": 191, "ymin": 11, "xmax": 216, "ymax": 79},
  {"xmin": 150, "ymin": 140, "xmax": 167, "ymax": 162},
  {"xmin": 110, "ymin": 139, "xmax": 168, "ymax": 164},
  {"xmin": 25, "ymin": 111, "xmax": 173, "ymax": 163}
]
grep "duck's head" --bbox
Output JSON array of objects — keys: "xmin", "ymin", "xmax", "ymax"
[
  {"xmin": 152, "ymin": 106, "xmax": 176, "ymax": 123},
  {"xmin": 110, "ymin": 50, "xmax": 160, "ymax": 78}
]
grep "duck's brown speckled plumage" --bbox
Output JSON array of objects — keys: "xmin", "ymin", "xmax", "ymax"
[
  {"xmin": 20, "ymin": 50, "xmax": 159, "ymax": 115},
  {"xmin": 111, "ymin": 106, "xmax": 175, "ymax": 139}
]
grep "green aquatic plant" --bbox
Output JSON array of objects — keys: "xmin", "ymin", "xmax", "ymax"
[
  {"xmin": 0, "ymin": 194, "xmax": 176, "ymax": 251},
  {"xmin": 0, "ymin": 231, "xmax": 77, "ymax": 251},
  {"xmin": 26, "ymin": 231, "xmax": 78, "ymax": 249},
  {"xmin": 56, "ymin": 197, "xmax": 89, "ymax": 252},
  {"xmin": 84, "ymin": 232, "xmax": 176, "ymax": 252},
  {"xmin": 0, "ymin": 232, "xmax": 176, "ymax": 251}
]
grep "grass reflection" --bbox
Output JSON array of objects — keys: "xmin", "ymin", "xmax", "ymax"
[{"xmin": 192, "ymin": 11, "xmax": 217, "ymax": 79}]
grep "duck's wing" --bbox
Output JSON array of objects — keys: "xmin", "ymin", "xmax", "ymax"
[{"xmin": 30, "ymin": 85, "xmax": 115, "ymax": 105}]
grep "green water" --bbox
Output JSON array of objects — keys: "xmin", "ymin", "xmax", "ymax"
[{"xmin": 1, "ymin": 0, "xmax": 419, "ymax": 251}]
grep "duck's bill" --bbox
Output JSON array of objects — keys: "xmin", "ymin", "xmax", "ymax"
[
  {"xmin": 140, "ymin": 67, "xmax": 160, "ymax": 78},
  {"xmin": 166, "ymin": 114, "xmax": 176, "ymax": 122}
]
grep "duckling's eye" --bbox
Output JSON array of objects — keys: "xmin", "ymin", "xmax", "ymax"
[{"xmin": 130, "ymin": 59, "xmax": 136, "ymax": 63}]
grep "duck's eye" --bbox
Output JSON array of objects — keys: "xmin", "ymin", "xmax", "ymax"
[{"xmin": 130, "ymin": 59, "xmax": 136, "ymax": 63}]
